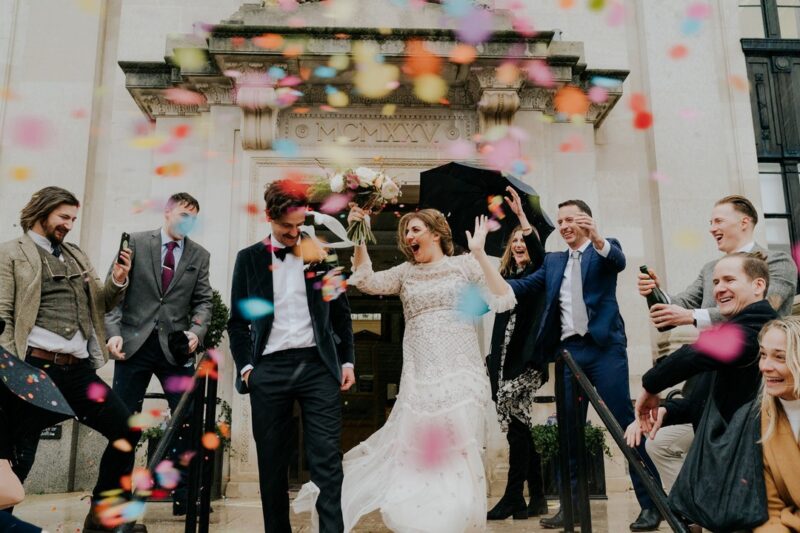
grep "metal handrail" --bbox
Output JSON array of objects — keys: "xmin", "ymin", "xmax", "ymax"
[
  {"xmin": 123, "ymin": 354, "xmax": 218, "ymax": 533},
  {"xmin": 555, "ymin": 349, "xmax": 689, "ymax": 533}
]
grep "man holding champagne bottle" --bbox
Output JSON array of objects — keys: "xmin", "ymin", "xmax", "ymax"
[
  {"xmin": 635, "ymin": 195, "xmax": 796, "ymax": 494},
  {"xmin": 638, "ymin": 195, "xmax": 796, "ymax": 329}
]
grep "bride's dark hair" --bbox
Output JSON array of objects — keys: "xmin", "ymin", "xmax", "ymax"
[{"xmin": 396, "ymin": 209, "xmax": 454, "ymax": 262}]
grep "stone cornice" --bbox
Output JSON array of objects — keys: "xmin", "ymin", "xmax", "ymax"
[{"xmin": 119, "ymin": 3, "xmax": 629, "ymax": 142}]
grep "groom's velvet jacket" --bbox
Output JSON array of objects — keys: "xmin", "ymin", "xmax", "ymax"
[{"xmin": 227, "ymin": 239, "xmax": 355, "ymax": 394}]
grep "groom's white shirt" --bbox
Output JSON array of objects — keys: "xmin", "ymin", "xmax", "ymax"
[{"xmin": 239, "ymin": 235, "xmax": 352, "ymax": 377}]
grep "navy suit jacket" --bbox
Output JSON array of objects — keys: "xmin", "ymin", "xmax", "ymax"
[
  {"xmin": 227, "ymin": 239, "xmax": 355, "ymax": 394},
  {"xmin": 508, "ymin": 238, "xmax": 627, "ymax": 362}
]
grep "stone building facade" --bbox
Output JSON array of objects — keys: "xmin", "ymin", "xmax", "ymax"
[{"xmin": 0, "ymin": 0, "xmax": 791, "ymax": 499}]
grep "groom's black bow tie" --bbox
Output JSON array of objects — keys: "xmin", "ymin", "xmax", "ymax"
[{"xmin": 273, "ymin": 245, "xmax": 297, "ymax": 261}]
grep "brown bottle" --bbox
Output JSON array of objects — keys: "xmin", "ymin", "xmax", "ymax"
[{"xmin": 639, "ymin": 265, "xmax": 675, "ymax": 332}]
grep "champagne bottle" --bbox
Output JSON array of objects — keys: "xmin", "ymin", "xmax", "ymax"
[{"xmin": 639, "ymin": 265, "xmax": 675, "ymax": 332}]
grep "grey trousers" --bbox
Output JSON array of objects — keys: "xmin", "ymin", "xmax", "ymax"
[{"xmin": 645, "ymin": 424, "xmax": 694, "ymax": 493}]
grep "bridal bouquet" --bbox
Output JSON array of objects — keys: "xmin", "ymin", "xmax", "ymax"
[{"xmin": 313, "ymin": 166, "xmax": 402, "ymax": 244}]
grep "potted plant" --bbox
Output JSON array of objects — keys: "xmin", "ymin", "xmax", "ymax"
[{"xmin": 531, "ymin": 419, "xmax": 612, "ymax": 499}]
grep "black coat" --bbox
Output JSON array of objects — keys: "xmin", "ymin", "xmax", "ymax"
[
  {"xmin": 227, "ymin": 239, "xmax": 355, "ymax": 394},
  {"xmin": 487, "ymin": 231, "xmax": 546, "ymax": 400},
  {"xmin": 643, "ymin": 299, "xmax": 778, "ymax": 423}
]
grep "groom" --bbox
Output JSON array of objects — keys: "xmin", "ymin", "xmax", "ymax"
[{"xmin": 227, "ymin": 180, "xmax": 355, "ymax": 533}]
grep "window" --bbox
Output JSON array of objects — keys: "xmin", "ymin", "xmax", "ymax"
[
  {"xmin": 740, "ymin": 0, "xmax": 767, "ymax": 38},
  {"xmin": 758, "ymin": 163, "xmax": 796, "ymax": 254},
  {"xmin": 778, "ymin": 0, "xmax": 800, "ymax": 38}
]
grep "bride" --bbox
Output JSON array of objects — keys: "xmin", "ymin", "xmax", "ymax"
[{"xmin": 340, "ymin": 207, "xmax": 515, "ymax": 532}]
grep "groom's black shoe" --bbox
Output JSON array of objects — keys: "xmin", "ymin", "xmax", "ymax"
[
  {"xmin": 527, "ymin": 495, "xmax": 549, "ymax": 517},
  {"xmin": 540, "ymin": 508, "xmax": 580, "ymax": 529},
  {"xmin": 487, "ymin": 495, "xmax": 528, "ymax": 520},
  {"xmin": 630, "ymin": 508, "xmax": 662, "ymax": 531}
]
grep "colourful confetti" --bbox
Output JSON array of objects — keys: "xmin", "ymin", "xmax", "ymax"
[
  {"xmin": 526, "ymin": 60, "xmax": 555, "ymax": 88},
  {"xmin": 202, "ymin": 432, "xmax": 220, "ymax": 450},
  {"xmin": 456, "ymin": 8, "xmax": 493, "ymax": 44},
  {"xmin": 457, "ymin": 283, "xmax": 489, "ymax": 319},
  {"xmin": 449, "ymin": 44, "xmax": 476, "ymax": 64},
  {"xmin": 10, "ymin": 166, "xmax": 31, "ymax": 181},
  {"xmin": 694, "ymin": 323, "xmax": 745, "ymax": 363},
  {"xmin": 273, "ymin": 139, "xmax": 300, "ymax": 157},
  {"xmin": 669, "ymin": 44, "xmax": 689, "ymax": 59},
  {"xmin": 237, "ymin": 297, "xmax": 274, "ymax": 319},
  {"xmin": 112, "ymin": 439, "xmax": 133, "ymax": 453},
  {"xmin": 164, "ymin": 375, "xmax": 194, "ymax": 394},
  {"xmin": 87, "ymin": 382, "xmax": 108, "ymax": 403},
  {"xmin": 11, "ymin": 116, "xmax": 52, "ymax": 149},
  {"xmin": 554, "ymin": 86, "xmax": 589, "ymax": 117},
  {"xmin": 163, "ymin": 88, "xmax": 206, "ymax": 106}
]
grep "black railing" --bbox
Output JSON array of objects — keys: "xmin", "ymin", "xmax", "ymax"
[
  {"xmin": 555, "ymin": 349, "xmax": 689, "ymax": 533},
  {"xmin": 127, "ymin": 354, "xmax": 218, "ymax": 533}
]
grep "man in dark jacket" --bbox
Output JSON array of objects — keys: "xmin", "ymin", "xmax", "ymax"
[{"xmin": 636, "ymin": 252, "xmax": 779, "ymax": 433}]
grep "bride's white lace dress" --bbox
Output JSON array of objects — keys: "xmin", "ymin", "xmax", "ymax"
[{"xmin": 341, "ymin": 254, "xmax": 515, "ymax": 532}]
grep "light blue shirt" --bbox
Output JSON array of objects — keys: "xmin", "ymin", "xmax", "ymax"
[{"xmin": 160, "ymin": 227, "xmax": 185, "ymax": 269}]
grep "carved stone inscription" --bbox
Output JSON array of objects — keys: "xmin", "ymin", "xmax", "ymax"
[{"xmin": 279, "ymin": 111, "xmax": 477, "ymax": 147}]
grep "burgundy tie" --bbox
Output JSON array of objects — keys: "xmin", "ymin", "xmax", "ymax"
[{"xmin": 161, "ymin": 241, "xmax": 178, "ymax": 293}]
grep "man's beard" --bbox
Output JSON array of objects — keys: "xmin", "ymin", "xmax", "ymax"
[{"xmin": 44, "ymin": 222, "xmax": 68, "ymax": 245}]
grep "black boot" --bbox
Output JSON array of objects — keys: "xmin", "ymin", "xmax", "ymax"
[
  {"xmin": 540, "ymin": 508, "xmax": 580, "ymax": 529},
  {"xmin": 526, "ymin": 446, "xmax": 548, "ymax": 516},
  {"xmin": 487, "ymin": 495, "xmax": 528, "ymax": 520},
  {"xmin": 630, "ymin": 508, "xmax": 662, "ymax": 531}
]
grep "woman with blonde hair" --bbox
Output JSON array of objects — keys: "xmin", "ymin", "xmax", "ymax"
[
  {"xmin": 485, "ymin": 188, "xmax": 549, "ymax": 521},
  {"xmin": 755, "ymin": 316, "xmax": 800, "ymax": 532},
  {"xmin": 340, "ymin": 206, "xmax": 514, "ymax": 532}
]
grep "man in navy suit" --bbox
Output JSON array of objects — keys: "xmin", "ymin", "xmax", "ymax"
[
  {"xmin": 227, "ymin": 181, "xmax": 355, "ymax": 533},
  {"xmin": 507, "ymin": 200, "xmax": 662, "ymax": 531}
]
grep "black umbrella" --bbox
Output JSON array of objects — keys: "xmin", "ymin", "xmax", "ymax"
[
  {"xmin": 420, "ymin": 162, "xmax": 555, "ymax": 257},
  {"xmin": 0, "ymin": 346, "xmax": 75, "ymax": 420}
]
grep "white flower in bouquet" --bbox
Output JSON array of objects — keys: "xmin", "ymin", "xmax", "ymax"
[
  {"xmin": 380, "ymin": 177, "xmax": 401, "ymax": 201},
  {"xmin": 354, "ymin": 166, "xmax": 378, "ymax": 186},
  {"xmin": 330, "ymin": 173, "xmax": 345, "ymax": 193}
]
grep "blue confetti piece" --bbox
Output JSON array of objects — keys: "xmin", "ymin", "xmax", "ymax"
[
  {"xmin": 268, "ymin": 66, "xmax": 286, "ymax": 80},
  {"xmin": 238, "ymin": 298, "xmax": 274, "ymax": 320},
  {"xmin": 273, "ymin": 139, "xmax": 299, "ymax": 157},
  {"xmin": 324, "ymin": 85, "xmax": 339, "ymax": 95},
  {"xmin": 457, "ymin": 283, "xmax": 489, "ymax": 319},
  {"xmin": 681, "ymin": 18, "xmax": 702, "ymax": 36},
  {"xmin": 591, "ymin": 76, "xmax": 623, "ymax": 89},
  {"xmin": 314, "ymin": 66, "xmax": 337, "ymax": 78},
  {"xmin": 511, "ymin": 160, "xmax": 527, "ymax": 176},
  {"xmin": 442, "ymin": 0, "xmax": 472, "ymax": 18},
  {"xmin": 121, "ymin": 500, "xmax": 146, "ymax": 521},
  {"xmin": 388, "ymin": 0, "xmax": 407, "ymax": 6}
]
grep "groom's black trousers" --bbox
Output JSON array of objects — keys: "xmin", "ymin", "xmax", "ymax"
[{"xmin": 249, "ymin": 347, "xmax": 344, "ymax": 533}]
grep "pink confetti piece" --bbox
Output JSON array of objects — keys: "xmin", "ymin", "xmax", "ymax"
[
  {"xmin": 87, "ymin": 382, "xmax": 108, "ymax": 403},
  {"xmin": 11, "ymin": 116, "xmax": 53, "ymax": 149},
  {"xmin": 687, "ymin": 2, "xmax": 711, "ymax": 20},
  {"xmin": 319, "ymin": 193, "xmax": 352, "ymax": 214},
  {"xmin": 606, "ymin": 2, "xmax": 625, "ymax": 26},
  {"xmin": 650, "ymin": 171, "xmax": 669, "ymax": 183},
  {"xmin": 418, "ymin": 425, "xmax": 450, "ymax": 469},
  {"xmin": 163, "ymin": 88, "xmax": 206, "ymax": 106},
  {"xmin": 678, "ymin": 108, "xmax": 700, "ymax": 121},
  {"xmin": 446, "ymin": 138, "xmax": 476, "ymax": 160},
  {"xmin": 693, "ymin": 323, "xmax": 745, "ymax": 363},
  {"xmin": 588, "ymin": 86, "xmax": 608, "ymax": 104},
  {"xmin": 792, "ymin": 243, "xmax": 800, "ymax": 269},
  {"xmin": 525, "ymin": 59, "xmax": 555, "ymax": 88},
  {"xmin": 164, "ymin": 375, "xmax": 194, "ymax": 394},
  {"xmin": 456, "ymin": 8, "xmax": 493, "ymax": 45}
]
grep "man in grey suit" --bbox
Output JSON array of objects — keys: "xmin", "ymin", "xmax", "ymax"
[
  {"xmin": 635, "ymin": 194, "xmax": 797, "ymax": 492},
  {"xmin": 105, "ymin": 192, "xmax": 212, "ymax": 516}
]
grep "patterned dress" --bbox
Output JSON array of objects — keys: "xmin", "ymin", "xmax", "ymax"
[{"xmin": 341, "ymin": 254, "xmax": 515, "ymax": 532}]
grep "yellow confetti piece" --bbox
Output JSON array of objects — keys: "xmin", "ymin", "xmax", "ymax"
[
  {"xmin": 322, "ymin": 141, "xmax": 355, "ymax": 168},
  {"xmin": 329, "ymin": 54, "xmax": 350, "ymax": 70},
  {"xmin": 413, "ymin": 74, "xmax": 447, "ymax": 104},
  {"xmin": 327, "ymin": 90, "xmax": 349, "ymax": 108},
  {"xmin": 382, "ymin": 104, "xmax": 397, "ymax": 116},
  {"xmin": 325, "ymin": 0, "xmax": 357, "ymax": 23},
  {"xmin": 130, "ymin": 135, "xmax": 168, "ymax": 150},
  {"xmin": 672, "ymin": 228, "xmax": 703, "ymax": 250},
  {"xmin": 354, "ymin": 63, "xmax": 400, "ymax": 99},
  {"xmin": 10, "ymin": 166, "xmax": 30, "ymax": 181},
  {"xmin": 173, "ymin": 48, "xmax": 206, "ymax": 71},
  {"xmin": 112, "ymin": 439, "xmax": 132, "ymax": 452}
]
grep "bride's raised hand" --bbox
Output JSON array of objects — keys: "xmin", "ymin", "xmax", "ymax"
[
  {"xmin": 465, "ymin": 215, "xmax": 489, "ymax": 253},
  {"xmin": 347, "ymin": 203, "xmax": 369, "ymax": 225}
]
